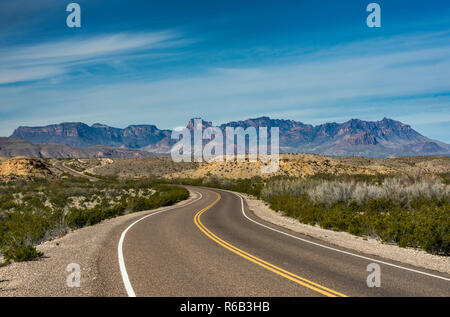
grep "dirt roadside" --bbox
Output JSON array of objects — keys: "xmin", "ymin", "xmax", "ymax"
[
  {"xmin": 0, "ymin": 188, "xmax": 448, "ymax": 297},
  {"xmin": 240, "ymin": 193, "xmax": 450, "ymax": 275},
  {"xmin": 0, "ymin": 192, "xmax": 199, "ymax": 297}
]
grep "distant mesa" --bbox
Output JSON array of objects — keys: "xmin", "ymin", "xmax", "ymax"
[
  {"xmin": 0, "ymin": 137, "xmax": 156, "ymax": 159},
  {"xmin": 6, "ymin": 117, "xmax": 450, "ymax": 158}
]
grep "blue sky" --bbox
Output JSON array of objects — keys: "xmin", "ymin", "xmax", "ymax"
[{"xmin": 0, "ymin": 0, "xmax": 449, "ymax": 142}]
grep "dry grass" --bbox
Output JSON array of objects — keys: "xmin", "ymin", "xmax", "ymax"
[{"xmin": 262, "ymin": 178, "xmax": 449, "ymax": 207}]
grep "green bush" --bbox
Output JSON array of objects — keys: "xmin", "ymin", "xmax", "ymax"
[
  {"xmin": 66, "ymin": 204, "xmax": 126, "ymax": 229},
  {"xmin": 176, "ymin": 176, "xmax": 449, "ymax": 255},
  {"xmin": 0, "ymin": 176, "xmax": 189, "ymax": 263},
  {"xmin": 3, "ymin": 243, "xmax": 43, "ymax": 262}
]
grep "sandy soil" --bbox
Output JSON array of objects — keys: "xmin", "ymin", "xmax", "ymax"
[{"xmin": 241, "ymin": 193, "xmax": 450, "ymax": 275}]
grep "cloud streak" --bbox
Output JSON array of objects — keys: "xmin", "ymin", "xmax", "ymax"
[
  {"xmin": 0, "ymin": 31, "xmax": 449, "ymax": 142},
  {"xmin": 47, "ymin": 31, "xmax": 449, "ymax": 117},
  {"xmin": 0, "ymin": 31, "xmax": 185, "ymax": 84}
]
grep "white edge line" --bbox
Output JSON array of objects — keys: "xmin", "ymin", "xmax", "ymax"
[
  {"xmin": 118, "ymin": 191, "xmax": 203, "ymax": 297},
  {"xmin": 216, "ymin": 188, "xmax": 450, "ymax": 282}
]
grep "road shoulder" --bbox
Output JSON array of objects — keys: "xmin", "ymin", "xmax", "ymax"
[
  {"xmin": 0, "ymin": 191, "xmax": 199, "ymax": 297},
  {"xmin": 240, "ymin": 193, "xmax": 450, "ymax": 275}
]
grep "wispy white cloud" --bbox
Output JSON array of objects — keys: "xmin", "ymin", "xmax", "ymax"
[
  {"xmin": 0, "ymin": 66, "xmax": 65, "ymax": 85},
  {"xmin": 0, "ymin": 31, "xmax": 186, "ymax": 84},
  {"xmin": 0, "ymin": 31, "xmax": 178, "ymax": 63},
  {"xmin": 0, "ymin": 31, "xmax": 449, "ymax": 142},
  {"xmin": 50, "ymin": 32, "xmax": 449, "ymax": 116}
]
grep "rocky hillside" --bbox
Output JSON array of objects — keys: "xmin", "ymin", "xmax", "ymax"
[
  {"xmin": 9, "ymin": 117, "xmax": 450, "ymax": 158},
  {"xmin": 78, "ymin": 155, "xmax": 449, "ymax": 181},
  {"xmin": 0, "ymin": 157, "xmax": 52, "ymax": 181},
  {"xmin": 0, "ymin": 138, "xmax": 155, "ymax": 159},
  {"xmin": 167, "ymin": 154, "xmax": 397, "ymax": 179}
]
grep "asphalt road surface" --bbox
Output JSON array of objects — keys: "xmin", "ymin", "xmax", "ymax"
[{"xmin": 98, "ymin": 186, "xmax": 450, "ymax": 297}]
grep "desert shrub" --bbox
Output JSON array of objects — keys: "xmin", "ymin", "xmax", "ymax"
[
  {"xmin": 65, "ymin": 185, "xmax": 188, "ymax": 229},
  {"xmin": 439, "ymin": 173, "xmax": 450, "ymax": 185},
  {"xmin": 3, "ymin": 242, "xmax": 43, "ymax": 262},
  {"xmin": 309, "ymin": 173, "xmax": 391, "ymax": 184},
  {"xmin": 262, "ymin": 178, "xmax": 449, "ymax": 208},
  {"xmin": 262, "ymin": 178, "xmax": 450, "ymax": 255},
  {"xmin": 193, "ymin": 176, "xmax": 448, "ymax": 255},
  {"xmin": 0, "ymin": 176, "xmax": 189, "ymax": 263},
  {"xmin": 172, "ymin": 177, "xmax": 263, "ymax": 198},
  {"xmin": 2, "ymin": 208, "xmax": 56, "ymax": 246},
  {"xmin": 132, "ymin": 185, "xmax": 189, "ymax": 210}
]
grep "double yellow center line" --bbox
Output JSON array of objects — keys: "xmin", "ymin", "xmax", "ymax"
[{"xmin": 193, "ymin": 192, "xmax": 348, "ymax": 297}]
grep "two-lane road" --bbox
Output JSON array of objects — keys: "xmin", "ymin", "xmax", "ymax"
[
  {"xmin": 54, "ymin": 160, "xmax": 99, "ymax": 182},
  {"xmin": 98, "ymin": 187, "xmax": 450, "ymax": 297}
]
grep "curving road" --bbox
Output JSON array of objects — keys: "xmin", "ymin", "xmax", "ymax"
[
  {"xmin": 54, "ymin": 160, "xmax": 99, "ymax": 182},
  {"xmin": 97, "ymin": 187, "xmax": 450, "ymax": 297}
]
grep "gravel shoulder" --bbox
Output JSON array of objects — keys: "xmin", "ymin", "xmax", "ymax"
[
  {"xmin": 1, "ymin": 188, "xmax": 448, "ymax": 297},
  {"xmin": 241, "ymin": 193, "xmax": 450, "ymax": 275},
  {"xmin": 0, "ymin": 192, "xmax": 199, "ymax": 297}
]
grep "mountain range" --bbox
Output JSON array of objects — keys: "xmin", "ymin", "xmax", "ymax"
[{"xmin": 6, "ymin": 117, "xmax": 450, "ymax": 158}]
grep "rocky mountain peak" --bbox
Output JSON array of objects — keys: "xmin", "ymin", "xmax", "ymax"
[{"xmin": 8, "ymin": 117, "xmax": 449, "ymax": 157}]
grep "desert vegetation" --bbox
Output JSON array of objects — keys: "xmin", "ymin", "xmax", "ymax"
[
  {"xmin": 0, "ymin": 175, "xmax": 188, "ymax": 264},
  {"xmin": 82, "ymin": 157, "xmax": 198, "ymax": 178},
  {"xmin": 174, "ymin": 173, "xmax": 449, "ymax": 255},
  {"xmin": 2, "ymin": 154, "xmax": 447, "ymax": 264},
  {"xmin": 261, "ymin": 177, "xmax": 448, "ymax": 254}
]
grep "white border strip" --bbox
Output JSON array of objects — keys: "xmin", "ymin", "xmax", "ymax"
[
  {"xmin": 218, "ymin": 189, "xmax": 450, "ymax": 282},
  {"xmin": 118, "ymin": 191, "xmax": 203, "ymax": 297}
]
